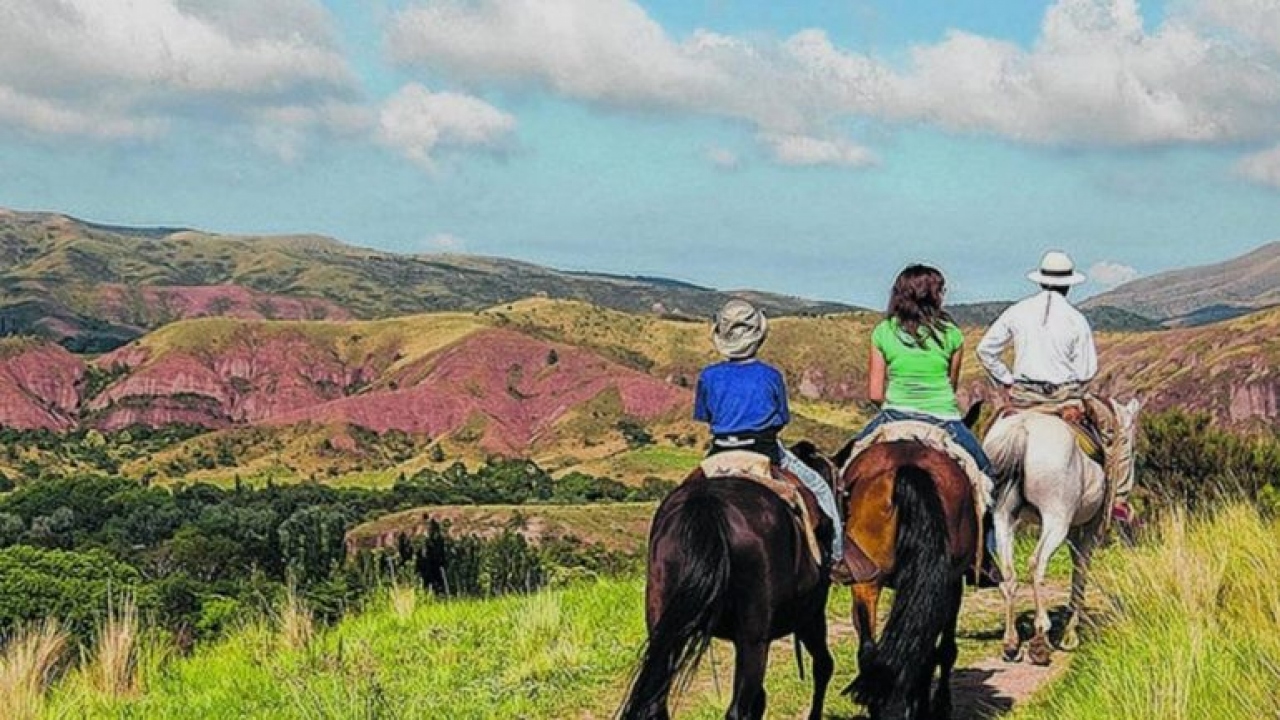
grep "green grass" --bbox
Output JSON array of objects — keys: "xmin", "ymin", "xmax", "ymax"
[
  {"xmin": 347, "ymin": 502, "xmax": 659, "ymax": 555},
  {"xmin": 45, "ymin": 580, "xmax": 652, "ymax": 720},
  {"xmin": 611, "ymin": 445, "xmax": 705, "ymax": 474},
  {"xmin": 33, "ymin": 521, "xmax": 1085, "ymax": 719},
  {"xmin": 1012, "ymin": 504, "xmax": 1280, "ymax": 720}
]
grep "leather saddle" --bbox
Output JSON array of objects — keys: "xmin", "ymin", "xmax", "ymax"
[
  {"xmin": 697, "ymin": 450, "xmax": 826, "ymax": 568},
  {"xmin": 998, "ymin": 402, "xmax": 1106, "ymax": 466}
]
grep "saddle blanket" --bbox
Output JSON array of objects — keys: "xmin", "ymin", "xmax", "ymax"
[
  {"xmin": 698, "ymin": 450, "xmax": 824, "ymax": 568},
  {"xmin": 840, "ymin": 420, "xmax": 994, "ymax": 518}
]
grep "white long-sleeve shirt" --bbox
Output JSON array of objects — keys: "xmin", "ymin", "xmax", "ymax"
[{"xmin": 976, "ymin": 290, "xmax": 1098, "ymax": 386}]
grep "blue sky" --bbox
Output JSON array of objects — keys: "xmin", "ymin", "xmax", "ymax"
[{"xmin": 1, "ymin": 0, "xmax": 1279, "ymax": 306}]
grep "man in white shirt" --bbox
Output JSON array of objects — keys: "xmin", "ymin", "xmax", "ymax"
[{"xmin": 977, "ymin": 250, "xmax": 1130, "ymax": 519}]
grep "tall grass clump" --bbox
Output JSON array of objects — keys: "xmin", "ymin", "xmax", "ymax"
[
  {"xmin": 387, "ymin": 578, "xmax": 419, "ymax": 623},
  {"xmin": 86, "ymin": 595, "xmax": 139, "ymax": 698},
  {"xmin": 1015, "ymin": 503, "xmax": 1280, "ymax": 720},
  {"xmin": 277, "ymin": 582, "xmax": 314, "ymax": 651},
  {"xmin": 0, "ymin": 619, "xmax": 68, "ymax": 720}
]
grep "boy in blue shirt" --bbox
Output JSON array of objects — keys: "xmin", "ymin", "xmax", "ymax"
[{"xmin": 694, "ymin": 299, "xmax": 844, "ymax": 574}]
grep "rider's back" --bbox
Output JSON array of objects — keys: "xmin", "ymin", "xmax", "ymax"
[{"xmin": 979, "ymin": 290, "xmax": 1096, "ymax": 385}]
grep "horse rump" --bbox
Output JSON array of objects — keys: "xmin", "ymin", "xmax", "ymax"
[
  {"xmin": 618, "ymin": 488, "xmax": 732, "ymax": 720},
  {"xmin": 849, "ymin": 465, "xmax": 954, "ymax": 718}
]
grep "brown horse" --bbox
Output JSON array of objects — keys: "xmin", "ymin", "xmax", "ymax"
[
  {"xmin": 833, "ymin": 436, "xmax": 980, "ymax": 720},
  {"xmin": 618, "ymin": 442, "xmax": 836, "ymax": 720}
]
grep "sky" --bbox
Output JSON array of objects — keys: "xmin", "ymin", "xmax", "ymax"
[{"xmin": 2, "ymin": 0, "xmax": 1280, "ymax": 306}]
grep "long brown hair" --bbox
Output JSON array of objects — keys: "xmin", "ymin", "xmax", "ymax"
[{"xmin": 886, "ymin": 264, "xmax": 952, "ymax": 346}]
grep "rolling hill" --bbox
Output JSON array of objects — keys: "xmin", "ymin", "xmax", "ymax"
[
  {"xmin": 1083, "ymin": 241, "xmax": 1280, "ymax": 326},
  {"xmin": 0, "ymin": 208, "xmax": 856, "ymax": 351},
  {"xmin": 1, "ymin": 296, "xmax": 1276, "ymax": 489}
]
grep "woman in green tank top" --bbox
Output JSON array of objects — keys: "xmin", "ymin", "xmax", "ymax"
[{"xmin": 852, "ymin": 265, "xmax": 992, "ymax": 475}]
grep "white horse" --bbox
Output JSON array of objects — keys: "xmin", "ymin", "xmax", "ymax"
[{"xmin": 982, "ymin": 398, "xmax": 1141, "ymax": 665}]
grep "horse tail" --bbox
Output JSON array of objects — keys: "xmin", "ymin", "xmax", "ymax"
[
  {"xmin": 850, "ymin": 466, "xmax": 952, "ymax": 713},
  {"xmin": 984, "ymin": 415, "xmax": 1028, "ymax": 488},
  {"xmin": 619, "ymin": 491, "xmax": 732, "ymax": 720}
]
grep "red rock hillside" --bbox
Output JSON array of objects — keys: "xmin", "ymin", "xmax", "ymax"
[
  {"xmin": 0, "ymin": 339, "xmax": 84, "ymax": 430},
  {"xmin": 87, "ymin": 326, "xmax": 375, "ymax": 430},
  {"xmin": 267, "ymin": 329, "xmax": 689, "ymax": 454}
]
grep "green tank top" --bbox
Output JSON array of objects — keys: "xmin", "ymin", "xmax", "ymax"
[{"xmin": 872, "ymin": 318, "xmax": 964, "ymax": 420}]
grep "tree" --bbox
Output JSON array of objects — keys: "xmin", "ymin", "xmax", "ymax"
[{"xmin": 278, "ymin": 506, "xmax": 349, "ymax": 586}]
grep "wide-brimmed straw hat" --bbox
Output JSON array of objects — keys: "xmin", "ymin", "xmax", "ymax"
[
  {"xmin": 1027, "ymin": 250, "xmax": 1087, "ymax": 286},
  {"xmin": 712, "ymin": 299, "xmax": 768, "ymax": 359}
]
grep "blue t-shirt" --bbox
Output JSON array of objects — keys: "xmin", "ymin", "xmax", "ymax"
[{"xmin": 693, "ymin": 360, "xmax": 790, "ymax": 435}]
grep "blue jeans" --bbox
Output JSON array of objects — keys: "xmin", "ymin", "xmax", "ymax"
[
  {"xmin": 853, "ymin": 408, "xmax": 994, "ymax": 477},
  {"xmin": 778, "ymin": 444, "xmax": 843, "ymax": 560}
]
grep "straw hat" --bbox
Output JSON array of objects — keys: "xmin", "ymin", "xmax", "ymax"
[
  {"xmin": 712, "ymin": 299, "xmax": 768, "ymax": 359},
  {"xmin": 1027, "ymin": 250, "xmax": 1087, "ymax": 286}
]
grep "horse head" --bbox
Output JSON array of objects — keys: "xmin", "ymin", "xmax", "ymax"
[{"xmin": 789, "ymin": 439, "xmax": 838, "ymax": 488}]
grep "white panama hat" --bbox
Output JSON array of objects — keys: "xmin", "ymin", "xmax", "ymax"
[
  {"xmin": 712, "ymin": 299, "xmax": 769, "ymax": 359},
  {"xmin": 1027, "ymin": 250, "xmax": 1087, "ymax": 286}
]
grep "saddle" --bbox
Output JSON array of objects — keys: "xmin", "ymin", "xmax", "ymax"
[
  {"xmin": 697, "ymin": 451, "xmax": 825, "ymax": 569},
  {"xmin": 837, "ymin": 421, "xmax": 996, "ymax": 584},
  {"xmin": 996, "ymin": 402, "xmax": 1106, "ymax": 466}
]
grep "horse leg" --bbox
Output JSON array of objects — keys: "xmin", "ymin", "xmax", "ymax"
[
  {"xmin": 726, "ymin": 640, "xmax": 769, "ymax": 720},
  {"xmin": 1058, "ymin": 525, "xmax": 1097, "ymax": 652},
  {"xmin": 930, "ymin": 579, "xmax": 964, "ymax": 720},
  {"xmin": 797, "ymin": 604, "xmax": 834, "ymax": 720},
  {"xmin": 851, "ymin": 581, "xmax": 881, "ymax": 667},
  {"xmin": 1027, "ymin": 517, "xmax": 1070, "ymax": 666},
  {"xmin": 994, "ymin": 491, "xmax": 1023, "ymax": 663}
]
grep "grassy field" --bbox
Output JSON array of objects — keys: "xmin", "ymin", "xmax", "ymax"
[
  {"xmin": 9, "ymin": 502, "xmax": 1277, "ymax": 719},
  {"xmin": 347, "ymin": 502, "xmax": 659, "ymax": 554},
  {"xmin": 13, "ymin": 516, "xmax": 1072, "ymax": 720},
  {"xmin": 1011, "ymin": 504, "xmax": 1280, "ymax": 720}
]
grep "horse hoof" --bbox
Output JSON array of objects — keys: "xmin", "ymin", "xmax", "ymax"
[
  {"xmin": 1028, "ymin": 640, "xmax": 1052, "ymax": 666},
  {"xmin": 1002, "ymin": 645, "xmax": 1023, "ymax": 663}
]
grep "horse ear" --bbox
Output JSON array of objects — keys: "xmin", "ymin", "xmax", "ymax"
[
  {"xmin": 789, "ymin": 440, "xmax": 819, "ymax": 464},
  {"xmin": 962, "ymin": 400, "xmax": 985, "ymax": 430},
  {"xmin": 832, "ymin": 439, "xmax": 855, "ymax": 469}
]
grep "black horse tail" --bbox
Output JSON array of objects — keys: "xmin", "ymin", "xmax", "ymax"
[
  {"xmin": 619, "ymin": 491, "xmax": 732, "ymax": 720},
  {"xmin": 850, "ymin": 465, "xmax": 951, "ymax": 715}
]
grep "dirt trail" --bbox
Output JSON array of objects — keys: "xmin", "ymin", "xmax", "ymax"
[
  {"xmin": 595, "ymin": 582, "xmax": 1078, "ymax": 719},
  {"xmin": 772, "ymin": 582, "xmax": 1076, "ymax": 719}
]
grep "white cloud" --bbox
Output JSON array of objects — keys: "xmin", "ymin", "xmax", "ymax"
[
  {"xmin": 1088, "ymin": 261, "xmax": 1141, "ymax": 288},
  {"xmin": 388, "ymin": 0, "xmax": 719, "ymax": 111},
  {"xmin": 1235, "ymin": 144, "xmax": 1280, "ymax": 188},
  {"xmin": 387, "ymin": 0, "xmax": 867, "ymax": 161},
  {"xmin": 706, "ymin": 147, "xmax": 740, "ymax": 170},
  {"xmin": 388, "ymin": 0, "xmax": 1280, "ymax": 163},
  {"xmin": 0, "ymin": 0, "xmax": 356, "ymax": 139},
  {"xmin": 763, "ymin": 134, "xmax": 877, "ymax": 168},
  {"xmin": 425, "ymin": 233, "xmax": 466, "ymax": 252},
  {"xmin": 376, "ymin": 84, "xmax": 516, "ymax": 169}
]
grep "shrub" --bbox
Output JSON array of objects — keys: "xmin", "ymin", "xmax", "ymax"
[{"xmin": 0, "ymin": 619, "xmax": 68, "ymax": 720}]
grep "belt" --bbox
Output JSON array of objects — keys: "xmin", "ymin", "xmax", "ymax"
[
  {"xmin": 712, "ymin": 431, "xmax": 778, "ymax": 448},
  {"xmin": 1014, "ymin": 379, "xmax": 1081, "ymax": 394}
]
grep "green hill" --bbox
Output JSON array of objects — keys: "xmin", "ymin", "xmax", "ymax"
[{"xmin": 0, "ymin": 208, "xmax": 858, "ymax": 351}]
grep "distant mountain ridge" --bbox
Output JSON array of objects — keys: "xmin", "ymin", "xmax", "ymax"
[
  {"xmin": 0, "ymin": 208, "xmax": 858, "ymax": 352},
  {"xmin": 1083, "ymin": 241, "xmax": 1280, "ymax": 326},
  {"xmin": 948, "ymin": 301, "xmax": 1160, "ymax": 331}
]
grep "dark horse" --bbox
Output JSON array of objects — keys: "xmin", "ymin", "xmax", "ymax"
[
  {"xmin": 833, "ymin": 423, "xmax": 980, "ymax": 720},
  {"xmin": 618, "ymin": 442, "xmax": 836, "ymax": 720}
]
